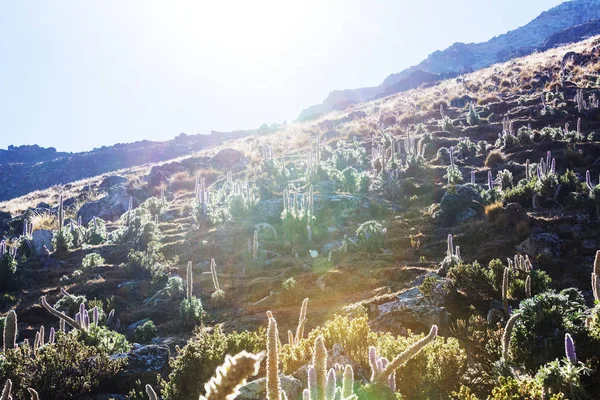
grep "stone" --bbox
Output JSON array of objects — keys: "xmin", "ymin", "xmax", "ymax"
[
  {"xmin": 32, "ymin": 229, "xmax": 53, "ymax": 254},
  {"xmin": 370, "ymin": 287, "xmax": 450, "ymax": 335},
  {"xmin": 146, "ymin": 162, "xmax": 187, "ymax": 187},
  {"xmin": 450, "ymin": 95, "xmax": 475, "ymax": 108},
  {"xmin": 35, "ymin": 202, "xmax": 51, "ymax": 210},
  {"xmin": 209, "ymin": 148, "xmax": 249, "ymax": 169},
  {"xmin": 128, "ymin": 318, "xmax": 151, "ymax": 332},
  {"xmin": 238, "ymin": 374, "xmax": 303, "ymax": 400},
  {"xmin": 99, "ymin": 175, "xmax": 129, "ymax": 190},
  {"xmin": 108, "ymin": 345, "xmax": 170, "ymax": 393},
  {"xmin": 255, "ymin": 222, "xmax": 278, "ymax": 240},
  {"xmin": 516, "ymin": 232, "xmax": 564, "ymax": 259},
  {"xmin": 504, "ymin": 202, "xmax": 530, "ymax": 233},
  {"xmin": 435, "ymin": 185, "xmax": 484, "ymax": 226},
  {"xmin": 256, "ymin": 198, "xmax": 284, "ymax": 222},
  {"xmin": 77, "ymin": 186, "xmax": 131, "ymax": 225},
  {"xmin": 413, "ymin": 273, "xmax": 457, "ymax": 307}
]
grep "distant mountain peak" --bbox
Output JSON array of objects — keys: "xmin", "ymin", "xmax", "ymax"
[{"xmin": 298, "ymin": 0, "xmax": 600, "ymax": 121}]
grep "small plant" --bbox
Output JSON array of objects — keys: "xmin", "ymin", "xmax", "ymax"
[
  {"xmin": 180, "ymin": 261, "xmax": 206, "ymax": 328},
  {"xmin": 86, "ymin": 217, "xmax": 107, "ymax": 245},
  {"xmin": 466, "ymin": 102, "xmax": 480, "ymax": 126},
  {"xmin": 52, "ymin": 227, "xmax": 74, "ymax": 255},
  {"xmin": 210, "ymin": 259, "xmax": 225, "ymax": 304},
  {"xmin": 132, "ymin": 320, "xmax": 158, "ymax": 344},
  {"xmin": 356, "ymin": 221, "xmax": 386, "ymax": 252},
  {"xmin": 81, "ymin": 253, "xmax": 105, "ymax": 269}
]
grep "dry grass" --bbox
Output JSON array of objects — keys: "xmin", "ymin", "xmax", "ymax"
[{"xmin": 30, "ymin": 210, "xmax": 58, "ymax": 231}]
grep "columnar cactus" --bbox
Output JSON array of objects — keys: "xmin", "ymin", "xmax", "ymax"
[
  {"xmin": 592, "ymin": 250, "xmax": 600, "ymax": 301},
  {"xmin": 211, "ymin": 259, "xmax": 225, "ymax": 301},
  {"xmin": 502, "ymin": 313, "xmax": 520, "ymax": 360},
  {"xmin": 502, "ymin": 267, "xmax": 509, "ymax": 317},
  {"xmin": 1, "ymin": 380, "xmax": 12, "ymax": 400},
  {"xmin": 525, "ymin": 275, "xmax": 532, "ymax": 299},
  {"xmin": 3, "ymin": 309, "xmax": 17, "ymax": 352},
  {"xmin": 40, "ymin": 296, "xmax": 84, "ymax": 331},
  {"xmin": 253, "ymin": 230, "xmax": 259, "ymax": 260},
  {"xmin": 201, "ymin": 351, "xmax": 264, "ymax": 400},
  {"xmin": 266, "ymin": 311, "xmax": 286, "ymax": 400},
  {"xmin": 294, "ymin": 298, "xmax": 309, "ymax": 345},
  {"xmin": 313, "ymin": 336, "xmax": 327, "ymax": 400},
  {"xmin": 373, "ymin": 325, "xmax": 438, "ymax": 385},
  {"xmin": 186, "ymin": 261, "xmax": 193, "ymax": 301},
  {"xmin": 58, "ymin": 194, "xmax": 64, "ymax": 229}
]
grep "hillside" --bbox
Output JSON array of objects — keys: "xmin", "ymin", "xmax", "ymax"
[
  {"xmin": 1, "ymin": 33, "xmax": 600, "ymax": 399},
  {"xmin": 299, "ymin": 0, "xmax": 600, "ymax": 120}
]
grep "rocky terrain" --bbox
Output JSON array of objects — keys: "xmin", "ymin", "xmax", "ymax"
[
  {"xmin": 0, "ymin": 130, "xmax": 254, "ymax": 202},
  {"xmin": 1, "ymin": 23, "xmax": 600, "ymax": 400},
  {"xmin": 299, "ymin": 0, "xmax": 600, "ymax": 120}
]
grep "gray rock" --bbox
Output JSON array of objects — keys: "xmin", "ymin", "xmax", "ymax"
[
  {"xmin": 128, "ymin": 318, "xmax": 151, "ymax": 332},
  {"xmin": 370, "ymin": 287, "xmax": 450, "ymax": 334},
  {"xmin": 517, "ymin": 232, "xmax": 565, "ymax": 259},
  {"xmin": 0, "ymin": 211, "xmax": 11, "ymax": 234},
  {"xmin": 209, "ymin": 148, "xmax": 249, "ymax": 169},
  {"xmin": 436, "ymin": 185, "xmax": 484, "ymax": 226},
  {"xmin": 238, "ymin": 374, "xmax": 303, "ymax": 400},
  {"xmin": 313, "ymin": 180, "xmax": 337, "ymax": 194},
  {"xmin": 147, "ymin": 162, "xmax": 187, "ymax": 187},
  {"xmin": 77, "ymin": 186, "xmax": 131, "ymax": 225},
  {"xmin": 255, "ymin": 222, "xmax": 278, "ymax": 240},
  {"xmin": 109, "ymin": 345, "xmax": 170, "ymax": 392},
  {"xmin": 32, "ymin": 229, "xmax": 53, "ymax": 254},
  {"xmin": 99, "ymin": 175, "xmax": 128, "ymax": 190},
  {"xmin": 256, "ymin": 198, "xmax": 284, "ymax": 222}
]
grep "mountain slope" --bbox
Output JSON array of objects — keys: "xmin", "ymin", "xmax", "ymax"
[{"xmin": 299, "ymin": 0, "xmax": 600, "ymax": 120}]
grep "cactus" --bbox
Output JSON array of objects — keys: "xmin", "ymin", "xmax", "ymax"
[
  {"xmin": 502, "ymin": 267, "xmax": 509, "ymax": 317},
  {"xmin": 49, "ymin": 327, "xmax": 55, "ymax": 344},
  {"xmin": 294, "ymin": 298, "xmax": 309, "ymax": 345},
  {"xmin": 342, "ymin": 365, "xmax": 354, "ymax": 398},
  {"xmin": 40, "ymin": 296, "xmax": 84, "ymax": 330},
  {"xmin": 253, "ymin": 230, "xmax": 259, "ymax": 260},
  {"xmin": 27, "ymin": 388, "xmax": 40, "ymax": 400},
  {"xmin": 502, "ymin": 313, "xmax": 520, "ymax": 360},
  {"xmin": 145, "ymin": 385, "xmax": 158, "ymax": 400},
  {"xmin": 313, "ymin": 336, "xmax": 327, "ymax": 400},
  {"xmin": 1, "ymin": 380, "xmax": 12, "ymax": 400},
  {"xmin": 593, "ymin": 251, "xmax": 600, "ymax": 301},
  {"xmin": 186, "ymin": 261, "xmax": 193, "ymax": 300},
  {"xmin": 58, "ymin": 194, "xmax": 64, "ymax": 229},
  {"xmin": 525, "ymin": 275, "xmax": 532, "ymax": 299},
  {"xmin": 211, "ymin": 259, "xmax": 225, "ymax": 301},
  {"xmin": 3, "ymin": 309, "xmax": 17, "ymax": 352},
  {"xmin": 374, "ymin": 325, "xmax": 438, "ymax": 384},
  {"xmin": 201, "ymin": 351, "xmax": 264, "ymax": 400},
  {"xmin": 266, "ymin": 311, "xmax": 285, "ymax": 400}
]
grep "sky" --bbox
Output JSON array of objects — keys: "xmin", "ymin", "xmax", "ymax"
[{"xmin": 0, "ymin": 0, "xmax": 565, "ymax": 152}]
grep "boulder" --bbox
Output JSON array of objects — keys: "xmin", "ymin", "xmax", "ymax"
[
  {"xmin": 255, "ymin": 222, "xmax": 278, "ymax": 240},
  {"xmin": 370, "ymin": 287, "xmax": 450, "ymax": 335},
  {"xmin": 516, "ymin": 232, "xmax": 564, "ymax": 259},
  {"xmin": 238, "ymin": 374, "xmax": 303, "ymax": 400},
  {"xmin": 435, "ymin": 185, "xmax": 484, "ymax": 226},
  {"xmin": 147, "ymin": 162, "xmax": 187, "ymax": 187},
  {"xmin": 109, "ymin": 345, "xmax": 170, "ymax": 392},
  {"xmin": 99, "ymin": 175, "xmax": 129, "ymax": 191},
  {"xmin": 256, "ymin": 198, "xmax": 284, "ymax": 222},
  {"xmin": 413, "ymin": 273, "xmax": 456, "ymax": 307},
  {"xmin": 32, "ymin": 229, "xmax": 53, "ymax": 254},
  {"xmin": 77, "ymin": 187, "xmax": 131, "ymax": 225},
  {"xmin": 209, "ymin": 148, "xmax": 249, "ymax": 169},
  {"xmin": 450, "ymin": 95, "xmax": 475, "ymax": 108},
  {"xmin": 504, "ymin": 202, "xmax": 529, "ymax": 232}
]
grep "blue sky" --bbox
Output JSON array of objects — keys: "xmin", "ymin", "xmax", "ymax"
[{"xmin": 0, "ymin": 0, "xmax": 564, "ymax": 152}]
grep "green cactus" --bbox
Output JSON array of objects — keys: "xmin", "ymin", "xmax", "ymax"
[
  {"xmin": 3, "ymin": 309, "xmax": 17, "ymax": 352},
  {"xmin": 313, "ymin": 336, "xmax": 327, "ymax": 400},
  {"xmin": 266, "ymin": 311, "xmax": 285, "ymax": 400},
  {"xmin": 502, "ymin": 312, "xmax": 520, "ymax": 360},
  {"xmin": 201, "ymin": 351, "xmax": 264, "ymax": 400},
  {"xmin": 186, "ymin": 261, "xmax": 193, "ymax": 300},
  {"xmin": 40, "ymin": 296, "xmax": 84, "ymax": 330},
  {"xmin": 1, "ymin": 380, "xmax": 12, "ymax": 400}
]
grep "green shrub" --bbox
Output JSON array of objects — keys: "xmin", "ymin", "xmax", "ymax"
[
  {"xmin": 81, "ymin": 253, "xmax": 105, "ymax": 268},
  {"xmin": 0, "ymin": 252, "xmax": 18, "ymax": 288},
  {"xmin": 0, "ymin": 332, "xmax": 126, "ymax": 399},
  {"xmin": 132, "ymin": 320, "xmax": 158, "ymax": 344},
  {"xmin": 86, "ymin": 217, "xmax": 107, "ymax": 245},
  {"xmin": 503, "ymin": 179, "xmax": 535, "ymax": 205},
  {"xmin": 179, "ymin": 297, "xmax": 206, "ymax": 328},
  {"xmin": 377, "ymin": 333, "xmax": 467, "ymax": 399},
  {"xmin": 111, "ymin": 207, "xmax": 161, "ymax": 251},
  {"xmin": 160, "ymin": 326, "xmax": 265, "ymax": 399},
  {"xmin": 52, "ymin": 227, "xmax": 74, "ymax": 254},
  {"xmin": 511, "ymin": 289, "xmax": 600, "ymax": 372},
  {"xmin": 139, "ymin": 197, "xmax": 165, "ymax": 217},
  {"xmin": 535, "ymin": 359, "xmax": 591, "ymax": 399},
  {"xmin": 125, "ymin": 241, "xmax": 176, "ymax": 281},
  {"xmin": 54, "ymin": 293, "xmax": 87, "ymax": 317},
  {"xmin": 447, "ymin": 261, "xmax": 497, "ymax": 300},
  {"xmin": 356, "ymin": 221, "xmax": 386, "ymax": 252},
  {"xmin": 78, "ymin": 324, "xmax": 131, "ymax": 355},
  {"xmin": 341, "ymin": 167, "xmax": 358, "ymax": 192}
]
